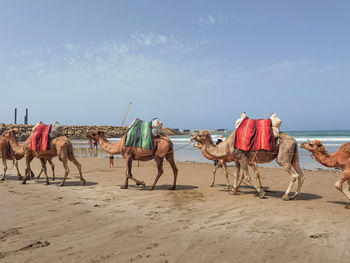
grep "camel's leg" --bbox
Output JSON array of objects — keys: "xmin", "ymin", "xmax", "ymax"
[
  {"xmin": 39, "ymin": 158, "xmax": 50, "ymax": 185},
  {"xmin": 221, "ymin": 161, "xmax": 230, "ymax": 188},
  {"xmin": 249, "ymin": 163, "xmax": 263, "ymax": 189},
  {"xmin": 0, "ymin": 158, "xmax": 7, "ymax": 181},
  {"xmin": 68, "ymin": 154, "xmax": 86, "ymax": 185},
  {"xmin": 150, "ymin": 157, "xmax": 164, "ymax": 191},
  {"xmin": 121, "ymin": 158, "xmax": 131, "ymax": 189},
  {"xmin": 211, "ymin": 163, "xmax": 218, "ymax": 187},
  {"xmin": 281, "ymin": 164, "xmax": 299, "ymax": 201},
  {"xmin": 335, "ymin": 170, "xmax": 350, "ymax": 201},
  {"xmin": 165, "ymin": 153, "xmax": 178, "ymax": 190},
  {"xmin": 59, "ymin": 155, "xmax": 70, "ymax": 187},
  {"xmin": 289, "ymin": 158, "xmax": 305, "ymax": 200},
  {"xmin": 241, "ymin": 166, "xmax": 265, "ymax": 198},
  {"xmin": 48, "ymin": 159, "xmax": 55, "ymax": 180},
  {"xmin": 13, "ymin": 159, "xmax": 22, "ymax": 180},
  {"xmin": 122, "ymin": 158, "xmax": 145, "ymax": 189},
  {"xmin": 232, "ymin": 161, "xmax": 241, "ymax": 195},
  {"xmin": 22, "ymin": 153, "xmax": 32, "ymax": 184},
  {"xmin": 37, "ymin": 168, "xmax": 43, "ymax": 179}
]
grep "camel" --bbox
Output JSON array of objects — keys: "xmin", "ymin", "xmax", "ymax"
[
  {"xmin": 4, "ymin": 129, "xmax": 85, "ymax": 186},
  {"xmin": 191, "ymin": 130, "xmax": 305, "ymax": 200},
  {"xmin": 0, "ymin": 135, "xmax": 22, "ymax": 181},
  {"xmin": 87, "ymin": 131, "xmax": 178, "ymax": 190},
  {"xmin": 301, "ymin": 140, "xmax": 350, "ymax": 202},
  {"xmin": 193, "ymin": 142, "xmax": 262, "ymax": 188},
  {"xmin": 0, "ymin": 135, "xmax": 55, "ymax": 181}
]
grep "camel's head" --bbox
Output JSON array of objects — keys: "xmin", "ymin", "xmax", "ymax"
[
  {"xmin": 190, "ymin": 130, "xmax": 212, "ymax": 144},
  {"xmin": 3, "ymin": 128, "xmax": 18, "ymax": 139},
  {"xmin": 301, "ymin": 140, "xmax": 325, "ymax": 153},
  {"xmin": 87, "ymin": 130, "xmax": 105, "ymax": 141}
]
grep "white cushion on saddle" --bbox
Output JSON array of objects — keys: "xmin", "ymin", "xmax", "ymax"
[
  {"xmin": 269, "ymin": 113, "xmax": 282, "ymax": 138},
  {"xmin": 235, "ymin": 112, "xmax": 247, "ymax": 129}
]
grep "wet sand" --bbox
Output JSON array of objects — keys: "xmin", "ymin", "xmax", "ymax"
[{"xmin": 1, "ymin": 157, "xmax": 350, "ymax": 263}]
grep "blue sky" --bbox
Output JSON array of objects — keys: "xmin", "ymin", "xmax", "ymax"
[{"xmin": 1, "ymin": 0, "xmax": 350, "ymax": 130}]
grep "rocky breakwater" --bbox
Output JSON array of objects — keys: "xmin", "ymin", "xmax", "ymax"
[{"xmin": 0, "ymin": 123, "xmax": 183, "ymax": 140}]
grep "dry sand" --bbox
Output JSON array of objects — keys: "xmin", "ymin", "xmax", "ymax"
[{"xmin": 1, "ymin": 157, "xmax": 350, "ymax": 263}]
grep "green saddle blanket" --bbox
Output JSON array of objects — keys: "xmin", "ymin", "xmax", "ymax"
[{"xmin": 125, "ymin": 119, "xmax": 153, "ymax": 150}]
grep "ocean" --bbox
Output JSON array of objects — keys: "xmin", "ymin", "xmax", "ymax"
[{"xmin": 72, "ymin": 130, "xmax": 350, "ymax": 170}]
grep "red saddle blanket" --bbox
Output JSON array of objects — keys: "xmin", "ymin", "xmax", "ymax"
[
  {"xmin": 30, "ymin": 124, "xmax": 51, "ymax": 151},
  {"xmin": 234, "ymin": 118, "xmax": 275, "ymax": 152}
]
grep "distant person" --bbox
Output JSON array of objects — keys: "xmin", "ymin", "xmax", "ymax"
[
  {"xmin": 88, "ymin": 138, "xmax": 93, "ymax": 150},
  {"xmin": 93, "ymin": 140, "xmax": 98, "ymax": 150},
  {"xmin": 214, "ymin": 135, "xmax": 224, "ymax": 166},
  {"xmin": 109, "ymin": 154, "xmax": 114, "ymax": 168}
]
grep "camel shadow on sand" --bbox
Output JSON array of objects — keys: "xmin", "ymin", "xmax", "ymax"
[
  {"xmin": 34, "ymin": 177, "xmax": 98, "ymax": 187},
  {"xmin": 0, "ymin": 174, "xmax": 23, "ymax": 182},
  {"xmin": 128, "ymin": 184, "xmax": 198, "ymax": 191},
  {"xmin": 327, "ymin": 200, "xmax": 350, "ymax": 208},
  {"xmin": 219, "ymin": 185, "xmax": 322, "ymax": 200}
]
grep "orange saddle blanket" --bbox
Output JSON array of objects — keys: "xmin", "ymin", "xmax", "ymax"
[
  {"xmin": 30, "ymin": 123, "xmax": 51, "ymax": 151},
  {"xmin": 234, "ymin": 118, "xmax": 275, "ymax": 152}
]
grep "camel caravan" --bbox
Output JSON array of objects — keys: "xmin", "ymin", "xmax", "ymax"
[{"xmin": 1, "ymin": 114, "xmax": 350, "ymax": 205}]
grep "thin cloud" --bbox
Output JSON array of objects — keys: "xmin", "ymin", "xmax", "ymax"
[{"xmin": 198, "ymin": 14, "xmax": 234, "ymax": 26}]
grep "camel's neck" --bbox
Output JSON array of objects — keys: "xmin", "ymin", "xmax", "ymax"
[
  {"xmin": 202, "ymin": 133, "xmax": 235, "ymax": 159},
  {"xmin": 312, "ymin": 148, "xmax": 339, "ymax": 168},
  {"xmin": 7, "ymin": 134, "xmax": 28, "ymax": 155},
  {"xmin": 198, "ymin": 146, "xmax": 215, "ymax": 160},
  {"xmin": 97, "ymin": 135, "xmax": 122, "ymax": 155}
]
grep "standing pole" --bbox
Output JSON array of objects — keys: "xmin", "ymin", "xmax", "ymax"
[{"xmin": 14, "ymin": 108, "xmax": 17, "ymax": 124}]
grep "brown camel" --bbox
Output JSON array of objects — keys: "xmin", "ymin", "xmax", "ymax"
[
  {"xmin": 301, "ymin": 140, "xmax": 350, "ymax": 202},
  {"xmin": 191, "ymin": 130, "xmax": 305, "ymax": 200},
  {"xmin": 0, "ymin": 135, "xmax": 55, "ymax": 181},
  {"xmin": 87, "ymin": 131, "xmax": 178, "ymax": 190},
  {"xmin": 193, "ymin": 142, "xmax": 262, "ymax": 189},
  {"xmin": 5, "ymin": 129, "xmax": 85, "ymax": 186}
]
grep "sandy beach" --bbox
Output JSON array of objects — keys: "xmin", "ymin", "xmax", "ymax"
[{"xmin": 0, "ymin": 157, "xmax": 349, "ymax": 263}]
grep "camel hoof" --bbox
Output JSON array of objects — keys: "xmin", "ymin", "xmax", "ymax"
[
  {"xmin": 0, "ymin": 178, "xmax": 5, "ymax": 181},
  {"xmin": 18, "ymin": 176, "xmax": 23, "ymax": 180},
  {"xmin": 45, "ymin": 182, "xmax": 50, "ymax": 185},
  {"xmin": 291, "ymin": 194, "xmax": 299, "ymax": 200},
  {"xmin": 120, "ymin": 185, "xmax": 128, "ymax": 189},
  {"xmin": 22, "ymin": 180, "xmax": 27, "ymax": 184},
  {"xmin": 259, "ymin": 191, "xmax": 266, "ymax": 199},
  {"xmin": 59, "ymin": 183, "xmax": 64, "ymax": 187},
  {"xmin": 52, "ymin": 178, "xmax": 55, "ymax": 181},
  {"xmin": 81, "ymin": 179, "xmax": 86, "ymax": 185},
  {"xmin": 149, "ymin": 187, "xmax": 155, "ymax": 191},
  {"xmin": 210, "ymin": 183, "xmax": 214, "ymax": 187},
  {"xmin": 282, "ymin": 194, "xmax": 290, "ymax": 201},
  {"xmin": 139, "ymin": 181, "xmax": 146, "ymax": 187},
  {"xmin": 168, "ymin": 186, "xmax": 176, "ymax": 190}
]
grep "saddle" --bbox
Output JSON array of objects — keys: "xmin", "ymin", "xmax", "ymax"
[
  {"xmin": 234, "ymin": 117, "xmax": 275, "ymax": 152},
  {"xmin": 30, "ymin": 123, "xmax": 51, "ymax": 151},
  {"xmin": 125, "ymin": 119, "xmax": 154, "ymax": 150}
]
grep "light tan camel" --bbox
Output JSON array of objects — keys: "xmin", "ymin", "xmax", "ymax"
[
  {"xmin": 87, "ymin": 131, "xmax": 178, "ymax": 190},
  {"xmin": 5, "ymin": 129, "xmax": 85, "ymax": 186},
  {"xmin": 193, "ymin": 142, "xmax": 262, "ymax": 189},
  {"xmin": 0, "ymin": 135, "xmax": 22, "ymax": 181},
  {"xmin": 301, "ymin": 140, "xmax": 350, "ymax": 202},
  {"xmin": 191, "ymin": 130, "xmax": 305, "ymax": 200},
  {"xmin": 0, "ymin": 135, "xmax": 55, "ymax": 181}
]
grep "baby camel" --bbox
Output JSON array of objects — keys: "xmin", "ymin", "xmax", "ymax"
[
  {"xmin": 301, "ymin": 140, "xmax": 350, "ymax": 202},
  {"xmin": 193, "ymin": 142, "xmax": 263, "ymax": 189}
]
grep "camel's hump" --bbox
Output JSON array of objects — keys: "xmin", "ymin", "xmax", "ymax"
[{"xmin": 339, "ymin": 143, "xmax": 350, "ymax": 154}]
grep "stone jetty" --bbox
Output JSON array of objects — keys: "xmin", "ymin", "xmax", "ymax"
[{"xmin": 0, "ymin": 123, "xmax": 183, "ymax": 141}]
